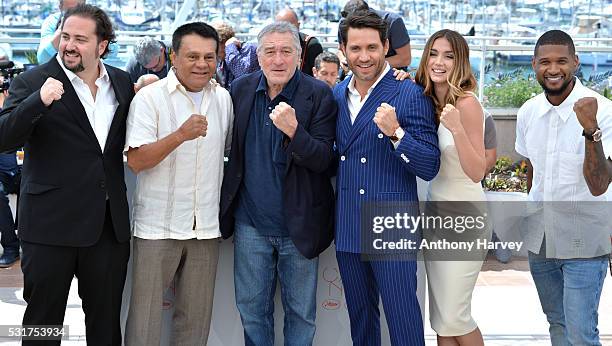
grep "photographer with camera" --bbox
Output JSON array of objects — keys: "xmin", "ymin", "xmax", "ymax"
[
  {"xmin": 0, "ymin": 68, "xmax": 20, "ymax": 268},
  {"xmin": 0, "ymin": 60, "xmax": 25, "ymax": 97}
]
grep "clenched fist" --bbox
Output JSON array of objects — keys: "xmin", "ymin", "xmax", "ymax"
[
  {"xmin": 270, "ymin": 101, "xmax": 298, "ymax": 139},
  {"xmin": 440, "ymin": 104, "xmax": 464, "ymax": 134},
  {"xmin": 574, "ymin": 97, "xmax": 598, "ymax": 130},
  {"xmin": 177, "ymin": 114, "xmax": 207, "ymax": 141},
  {"xmin": 373, "ymin": 103, "xmax": 400, "ymax": 136},
  {"xmin": 40, "ymin": 77, "xmax": 64, "ymax": 107}
]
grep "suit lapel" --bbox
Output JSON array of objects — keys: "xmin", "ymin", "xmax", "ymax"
[
  {"xmin": 342, "ymin": 70, "xmax": 400, "ymax": 152},
  {"xmin": 284, "ymin": 74, "xmax": 312, "ymax": 169},
  {"xmin": 336, "ymin": 79, "xmax": 352, "ymax": 153},
  {"xmin": 49, "ymin": 58, "xmax": 100, "ymax": 151},
  {"xmin": 104, "ymin": 66, "xmax": 128, "ymax": 153},
  {"xmin": 234, "ymin": 72, "xmax": 259, "ymax": 154}
]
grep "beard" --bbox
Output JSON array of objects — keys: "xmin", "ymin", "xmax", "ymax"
[
  {"xmin": 65, "ymin": 61, "xmax": 85, "ymax": 73},
  {"xmin": 61, "ymin": 48, "xmax": 100, "ymax": 74},
  {"xmin": 62, "ymin": 50, "xmax": 85, "ymax": 73},
  {"xmin": 350, "ymin": 62, "xmax": 384, "ymax": 82},
  {"xmin": 538, "ymin": 75, "xmax": 575, "ymax": 96}
]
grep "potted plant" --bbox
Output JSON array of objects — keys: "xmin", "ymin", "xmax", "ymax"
[
  {"xmin": 23, "ymin": 50, "xmax": 38, "ymax": 70},
  {"xmin": 484, "ymin": 157, "xmax": 528, "ymax": 256}
]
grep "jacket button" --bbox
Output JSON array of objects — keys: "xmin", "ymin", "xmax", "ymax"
[
  {"xmin": 360, "ymin": 157, "xmax": 366, "ymax": 163},
  {"xmin": 359, "ymin": 189, "xmax": 365, "ymax": 195},
  {"xmin": 99, "ymin": 180, "xmax": 105, "ymax": 189},
  {"xmin": 378, "ymin": 133, "xmax": 384, "ymax": 139},
  {"xmin": 340, "ymin": 155, "xmax": 346, "ymax": 161}
]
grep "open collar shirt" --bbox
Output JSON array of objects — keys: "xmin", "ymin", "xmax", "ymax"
[{"xmin": 515, "ymin": 78, "xmax": 612, "ymax": 258}]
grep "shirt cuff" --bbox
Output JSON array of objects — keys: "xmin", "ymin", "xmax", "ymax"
[
  {"xmin": 390, "ymin": 127, "xmax": 405, "ymax": 150},
  {"xmin": 392, "ymin": 138, "xmax": 402, "ymax": 150}
]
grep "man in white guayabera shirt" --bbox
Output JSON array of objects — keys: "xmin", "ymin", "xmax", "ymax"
[{"xmin": 124, "ymin": 22, "xmax": 233, "ymax": 345}]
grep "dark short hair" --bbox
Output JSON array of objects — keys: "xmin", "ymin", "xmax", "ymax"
[
  {"xmin": 62, "ymin": 4, "xmax": 115, "ymax": 58},
  {"xmin": 341, "ymin": 0, "xmax": 369, "ymax": 18},
  {"xmin": 172, "ymin": 22, "xmax": 219, "ymax": 54},
  {"xmin": 339, "ymin": 9, "xmax": 387, "ymax": 46},
  {"xmin": 314, "ymin": 51, "xmax": 340, "ymax": 70},
  {"xmin": 534, "ymin": 30, "xmax": 576, "ymax": 56}
]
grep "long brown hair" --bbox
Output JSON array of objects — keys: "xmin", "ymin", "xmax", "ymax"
[{"xmin": 415, "ymin": 29, "xmax": 476, "ymax": 122}]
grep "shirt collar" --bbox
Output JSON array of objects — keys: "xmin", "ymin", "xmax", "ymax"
[
  {"xmin": 165, "ymin": 67, "xmax": 213, "ymax": 94},
  {"xmin": 535, "ymin": 77, "xmax": 584, "ymax": 122},
  {"xmin": 55, "ymin": 54, "xmax": 110, "ymax": 84},
  {"xmin": 347, "ymin": 62, "xmax": 391, "ymax": 97},
  {"xmin": 256, "ymin": 69, "xmax": 302, "ymax": 100}
]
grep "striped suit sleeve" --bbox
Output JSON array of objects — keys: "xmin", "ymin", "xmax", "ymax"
[{"xmin": 393, "ymin": 84, "xmax": 440, "ymax": 181}]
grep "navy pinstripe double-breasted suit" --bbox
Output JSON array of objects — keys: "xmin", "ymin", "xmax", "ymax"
[{"xmin": 333, "ymin": 68, "xmax": 440, "ymax": 345}]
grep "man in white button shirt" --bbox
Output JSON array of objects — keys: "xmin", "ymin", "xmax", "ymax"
[
  {"xmin": 124, "ymin": 22, "xmax": 233, "ymax": 345},
  {"xmin": 0, "ymin": 4, "xmax": 135, "ymax": 344},
  {"xmin": 515, "ymin": 30, "xmax": 612, "ymax": 346}
]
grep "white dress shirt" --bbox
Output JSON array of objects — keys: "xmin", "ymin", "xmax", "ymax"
[
  {"xmin": 56, "ymin": 55, "xmax": 118, "ymax": 151},
  {"xmin": 515, "ymin": 78, "xmax": 612, "ymax": 258},
  {"xmin": 347, "ymin": 63, "xmax": 391, "ymax": 124},
  {"xmin": 125, "ymin": 69, "xmax": 234, "ymax": 240}
]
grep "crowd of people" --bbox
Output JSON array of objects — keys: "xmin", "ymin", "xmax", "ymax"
[{"xmin": 0, "ymin": 1, "xmax": 610, "ymax": 345}]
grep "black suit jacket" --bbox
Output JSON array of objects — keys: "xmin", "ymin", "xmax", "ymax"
[
  {"xmin": 220, "ymin": 70, "xmax": 337, "ymax": 259},
  {"xmin": 0, "ymin": 57, "xmax": 134, "ymax": 246}
]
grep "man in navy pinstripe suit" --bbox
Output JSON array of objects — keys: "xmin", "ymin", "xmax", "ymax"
[{"xmin": 333, "ymin": 10, "xmax": 440, "ymax": 345}]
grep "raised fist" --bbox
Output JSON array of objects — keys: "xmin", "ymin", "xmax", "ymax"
[
  {"xmin": 177, "ymin": 114, "xmax": 208, "ymax": 141},
  {"xmin": 440, "ymin": 104, "xmax": 463, "ymax": 134},
  {"xmin": 40, "ymin": 77, "xmax": 64, "ymax": 107},
  {"xmin": 270, "ymin": 102, "xmax": 298, "ymax": 138},
  {"xmin": 373, "ymin": 102, "xmax": 399, "ymax": 136},
  {"xmin": 574, "ymin": 97, "xmax": 598, "ymax": 130}
]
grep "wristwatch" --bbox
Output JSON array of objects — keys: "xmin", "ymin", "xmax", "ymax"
[
  {"xmin": 389, "ymin": 127, "xmax": 405, "ymax": 142},
  {"xmin": 582, "ymin": 127, "xmax": 602, "ymax": 142}
]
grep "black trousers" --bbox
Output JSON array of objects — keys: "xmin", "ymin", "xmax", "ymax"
[
  {"xmin": 0, "ymin": 170, "xmax": 20, "ymax": 253},
  {"xmin": 21, "ymin": 202, "xmax": 130, "ymax": 346}
]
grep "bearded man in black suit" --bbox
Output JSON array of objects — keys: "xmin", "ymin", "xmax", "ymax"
[{"xmin": 0, "ymin": 4, "xmax": 134, "ymax": 345}]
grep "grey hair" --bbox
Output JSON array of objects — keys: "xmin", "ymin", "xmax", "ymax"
[
  {"xmin": 134, "ymin": 37, "xmax": 163, "ymax": 66},
  {"xmin": 256, "ymin": 21, "xmax": 302, "ymax": 56},
  {"xmin": 135, "ymin": 73, "xmax": 160, "ymax": 89}
]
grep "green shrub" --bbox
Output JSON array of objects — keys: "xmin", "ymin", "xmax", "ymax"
[
  {"xmin": 483, "ymin": 68, "xmax": 612, "ymax": 107},
  {"xmin": 603, "ymin": 87, "xmax": 612, "ymax": 101},
  {"xmin": 483, "ymin": 68, "xmax": 542, "ymax": 108},
  {"xmin": 583, "ymin": 70, "xmax": 612, "ymax": 101}
]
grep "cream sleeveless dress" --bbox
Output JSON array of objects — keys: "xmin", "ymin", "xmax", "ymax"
[{"xmin": 424, "ymin": 95, "xmax": 491, "ymax": 336}]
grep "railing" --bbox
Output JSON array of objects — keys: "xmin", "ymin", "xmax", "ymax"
[{"xmin": 1, "ymin": 29, "xmax": 611, "ymax": 102}]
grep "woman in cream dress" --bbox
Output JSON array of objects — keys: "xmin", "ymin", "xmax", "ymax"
[{"xmin": 415, "ymin": 29, "xmax": 490, "ymax": 346}]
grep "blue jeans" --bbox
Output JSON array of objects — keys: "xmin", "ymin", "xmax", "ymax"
[
  {"xmin": 528, "ymin": 250, "xmax": 608, "ymax": 346},
  {"xmin": 234, "ymin": 221, "xmax": 318, "ymax": 346},
  {"xmin": 0, "ymin": 170, "xmax": 19, "ymax": 254}
]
